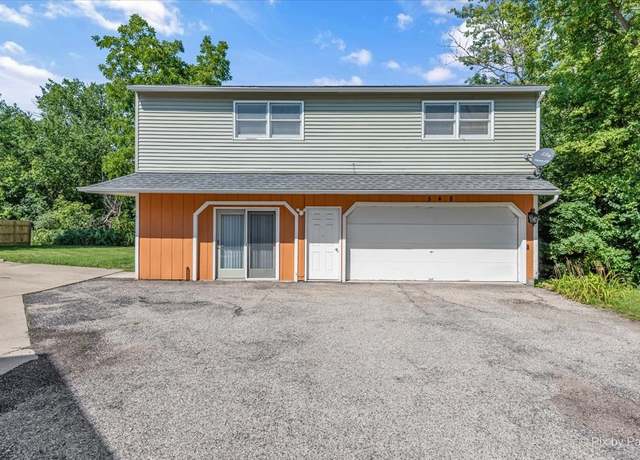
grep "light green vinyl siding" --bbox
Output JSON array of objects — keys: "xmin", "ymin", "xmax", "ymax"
[{"xmin": 137, "ymin": 92, "xmax": 537, "ymax": 174}]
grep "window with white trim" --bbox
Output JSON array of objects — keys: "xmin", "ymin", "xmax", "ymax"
[
  {"xmin": 459, "ymin": 102, "xmax": 491, "ymax": 137},
  {"xmin": 423, "ymin": 103, "xmax": 456, "ymax": 137},
  {"xmin": 422, "ymin": 101, "xmax": 493, "ymax": 139},
  {"xmin": 234, "ymin": 101, "xmax": 303, "ymax": 139}
]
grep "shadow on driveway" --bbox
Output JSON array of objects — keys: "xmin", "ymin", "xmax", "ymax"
[{"xmin": 0, "ymin": 355, "xmax": 113, "ymax": 459}]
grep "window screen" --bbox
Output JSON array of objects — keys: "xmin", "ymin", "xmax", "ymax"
[
  {"xmin": 235, "ymin": 101, "xmax": 302, "ymax": 139},
  {"xmin": 235, "ymin": 102, "xmax": 267, "ymax": 138},
  {"xmin": 270, "ymin": 103, "xmax": 302, "ymax": 138},
  {"xmin": 424, "ymin": 103, "xmax": 456, "ymax": 137},
  {"xmin": 459, "ymin": 103, "xmax": 491, "ymax": 137}
]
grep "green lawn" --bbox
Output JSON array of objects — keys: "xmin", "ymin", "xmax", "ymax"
[{"xmin": 0, "ymin": 245, "xmax": 134, "ymax": 271}]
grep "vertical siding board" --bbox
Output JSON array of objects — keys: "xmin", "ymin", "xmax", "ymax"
[
  {"xmin": 149, "ymin": 194, "xmax": 162, "ymax": 279},
  {"xmin": 171, "ymin": 194, "xmax": 183, "ymax": 280},
  {"xmin": 182, "ymin": 194, "xmax": 194, "ymax": 281},
  {"xmin": 160, "ymin": 194, "xmax": 173, "ymax": 280},
  {"xmin": 139, "ymin": 194, "xmax": 151, "ymax": 279}
]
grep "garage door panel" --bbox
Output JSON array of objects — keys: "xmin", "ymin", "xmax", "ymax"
[
  {"xmin": 348, "ymin": 224, "xmax": 517, "ymax": 250},
  {"xmin": 348, "ymin": 206, "xmax": 516, "ymax": 226},
  {"xmin": 347, "ymin": 205, "xmax": 520, "ymax": 282}
]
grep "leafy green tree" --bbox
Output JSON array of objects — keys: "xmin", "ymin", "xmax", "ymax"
[
  {"xmin": 454, "ymin": 0, "xmax": 640, "ymax": 281},
  {"xmin": 93, "ymin": 14, "xmax": 231, "ymax": 178},
  {"xmin": 0, "ymin": 80, "xmax": 112, "ymax": 222},
  {"xmin": 0, "ymin": 99, "xmax": 39, "ymax": 219}
]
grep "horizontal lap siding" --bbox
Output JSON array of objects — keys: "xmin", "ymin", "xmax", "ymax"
[
  {"xmin": 138, "ymin": 194, "xmax": 534, "ymax": 282},
  {"xmin": 137, "ymin": 94, "xmax": 536, "ymax": 174}
]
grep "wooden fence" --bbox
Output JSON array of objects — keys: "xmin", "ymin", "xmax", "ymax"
[{"xmin": 0, "ymin": 220, "xmax": 31, "ymax": 245}]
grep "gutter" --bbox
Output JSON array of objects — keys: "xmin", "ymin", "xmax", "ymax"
[
  {"xmin": 126, "ymin": 84, "xmax": 550, "ymax": 94},
  {"xmin": 538, "ymin": 194, "xmax": 559, "ymax": 211}
]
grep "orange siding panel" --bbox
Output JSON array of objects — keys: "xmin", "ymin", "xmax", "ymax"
[
  {"xmin": 139, "ymin": 194, "xmax": 151, "ymax": 280},
  {"xmin": 137, "ymin": 193, "xmax": 537, "ymax": 283},
  {"xmin": 149, "ymin": 194, "xmax": 162, "ymax": 280},
  {"xmin": 171, "ymin": 195, "xmax": 184, "ymax": 280},
  {"xmin": 160, "ymin": 194, "xmax": 172, "ymax": 280}
]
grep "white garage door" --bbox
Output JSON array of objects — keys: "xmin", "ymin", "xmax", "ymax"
[{"xmin": 346, "ymin": 205, "xmax": 521, "ymax": 282}]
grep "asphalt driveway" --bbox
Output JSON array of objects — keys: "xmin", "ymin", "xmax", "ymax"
[{"xmin": 2, "ymin": 281, "xmax": 640, "ymax": 458}]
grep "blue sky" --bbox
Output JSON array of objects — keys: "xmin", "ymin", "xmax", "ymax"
[{"xmin": 0, "ymin": 0, "xmax": 469, "ymax": 112}]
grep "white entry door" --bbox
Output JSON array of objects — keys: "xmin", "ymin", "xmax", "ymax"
[{"xmin": 307, "ymin": 207, "xmax": 341, "ymax": 280}]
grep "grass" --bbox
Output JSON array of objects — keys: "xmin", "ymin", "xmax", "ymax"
[
  {"xmin": 542, "ymin": 273, "xmax": 640, "ymax": 321},
  {"xmin": 0, "ymin": 245, "xmax": 134, "ymax": 271}
]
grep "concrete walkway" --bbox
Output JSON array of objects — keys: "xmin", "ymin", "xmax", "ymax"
[{"xmin": 0, "ymin": 262, "xmax": 120, "ymax": 374}]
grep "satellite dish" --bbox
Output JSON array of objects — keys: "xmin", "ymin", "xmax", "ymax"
[{"xmin": 525, "ymin": 148, "xmax": 555, "ymax": 178}]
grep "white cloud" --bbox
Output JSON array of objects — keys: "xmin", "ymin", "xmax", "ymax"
[
  {"xmin": 45, "ymin": 0, "xmax": 183, "ymax": 35},
  {"xmin": 0, "ymin": 3, "xmax": 31, "ymax": 26},
  {"xmin": 313, "ymin": 75, "xmax": 363, "ymax": 86},
  {"xmin": 0, "ymin": 55, "xmax": 60, "ymax": 112},
  {"xmin": 423, "ymin": 66, "xmax": 453, "ymax": 83},
  {"xmin": 396, "ymin": 13, "xmax": 413, "ymax": 30},
  {"xmin": 313, "ymin": 31, "xmax": 346, "ymax": 52},
  {"xmin": 209, "ymin": 0, "xmax": 256, "ymax": 24},
  {"xmin": 341, "ymin": 49, "xmax": 372, "ymax": 66},
  {"xmin": 197, "ymin": 20, "xmax": 209, "ymax": 31},
  {"xmin": 1, "ymin": 41, "xmax": 25, "ymax": 55},
  {"xmin": 384, "ymin": 59, "xmax": 401, "ymax": 70},
  {"xmin": 414, "ymin": 22, "xmax": 469, "ymax": 84},
  {"xmin": 438, "ymin": 52, "xmax": 464, "ymax": 69},
  {"xmin": 432, "ymin": 16, "xmax": 447, "ymax": 25},
  {"xmin": 421, "ymin": 0, "xmax": 465, "ymax": 16},
  {"xmin": 445, "ymin": 21, "xmax": 472, "ymax": 52},
  {"xmin": 20, "ymin": 4, "xmax": 33, "ymax": 15}
]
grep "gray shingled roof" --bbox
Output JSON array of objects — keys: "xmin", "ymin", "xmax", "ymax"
[{"xmin": 78, "ymin": 172, "xmax": 560, "ymax": 195}]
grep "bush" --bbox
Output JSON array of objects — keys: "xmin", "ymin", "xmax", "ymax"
[
  {"xmin": 32, "ymin": 198, "xmax": 132, "ymax": 246},
  {"xmin": 53, "ymin": 228, "xmax": 130, "ymax": 246},
  {"xmin": 543, "ymin": 272, "xmax": 640, "ymax": 320},
  {"xmin": 544, "ymin": 272, "xmax": 629, "ymax": 306},
  {"xmin": 33, "ymin": 199, "xmax": 95, "ymax": 245}
]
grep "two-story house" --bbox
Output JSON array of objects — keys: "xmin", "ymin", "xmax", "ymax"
[{"xmin": 80, "ymin": 85, "xmax": 559, "ymax": 284}]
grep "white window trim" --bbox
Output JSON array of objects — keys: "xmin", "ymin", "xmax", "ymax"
[
  {"xmin": 192, "ymin": 201, "xmax": 299, "ymax": 282},
  {"xmin": 422, "ymin": 100, "xmax": 494, "ymax": 140},
  {"xmin": 233, "ymin": 100, "xmax": 304, "ymax": 140}
]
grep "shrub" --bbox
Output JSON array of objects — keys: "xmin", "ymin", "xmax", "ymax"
[
  {"xmin": 32, "ymin": 198, "xmax": 132, "ymax": 246},
  {"xmin": 53, "ymin": 228, "xmax": 130, "ymax": 246},
  {"xmin": 33, "ymin": 199, "xmax": 95, "ymax": 245},
  {"xmin": 544, "ymin": 272, "xmax": 630, "ymax": 306}
]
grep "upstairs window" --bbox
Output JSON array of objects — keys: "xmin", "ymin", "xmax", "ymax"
[
  {"xmin": 423, "ymin": 101, "xmax": 493, "ymax": 139},
  {"xmin": 459, "ymin": 102, "xmax": 491, "ymax": 137},
  {"xmin": 234, "ymin": 101, "xmax": 303, "ymax": 139},
  {"xmin": 423, "ymin": 103, "xmax": 456, "ymax": 137}
]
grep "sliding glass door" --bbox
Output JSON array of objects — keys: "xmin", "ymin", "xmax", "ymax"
[
  {"xmin": 248, "ymin": 211, "xmax": 276, "ymax": 279},
  {"xmin": 216, "ymin": 210, "xmax": 245, "ymax": 279},
  {"xmin": 216, "ymin": 209, "xmax": 276, "ymax": 280}
]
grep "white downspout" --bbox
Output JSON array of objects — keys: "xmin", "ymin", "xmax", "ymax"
[{"xmin": 539, "ymin": 194, "xmax": 559, "ymax": 211}]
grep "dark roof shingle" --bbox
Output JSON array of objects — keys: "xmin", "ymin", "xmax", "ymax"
[{"xmin": 79, "ymin": 172, "xmax": 560, "ymax": 195}]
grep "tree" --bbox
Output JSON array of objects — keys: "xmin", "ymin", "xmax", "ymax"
[
  {"xmin": 453, "ymin": 0, "xmax": 640, "ymax": 281},
  {"xmin": 0, "ymin": 99, "xmax": 39, "ymax": 219},
  {"xmin": 450, "ymin": 0, "xmax": 548, "ymax": 84},
  {"xmin": 0, "ymin": 80, "xmax": 112, "ymax": 221},
  {"xmin": 93, "ymin": 14, "xmax": 231, "ymax": 178}
]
